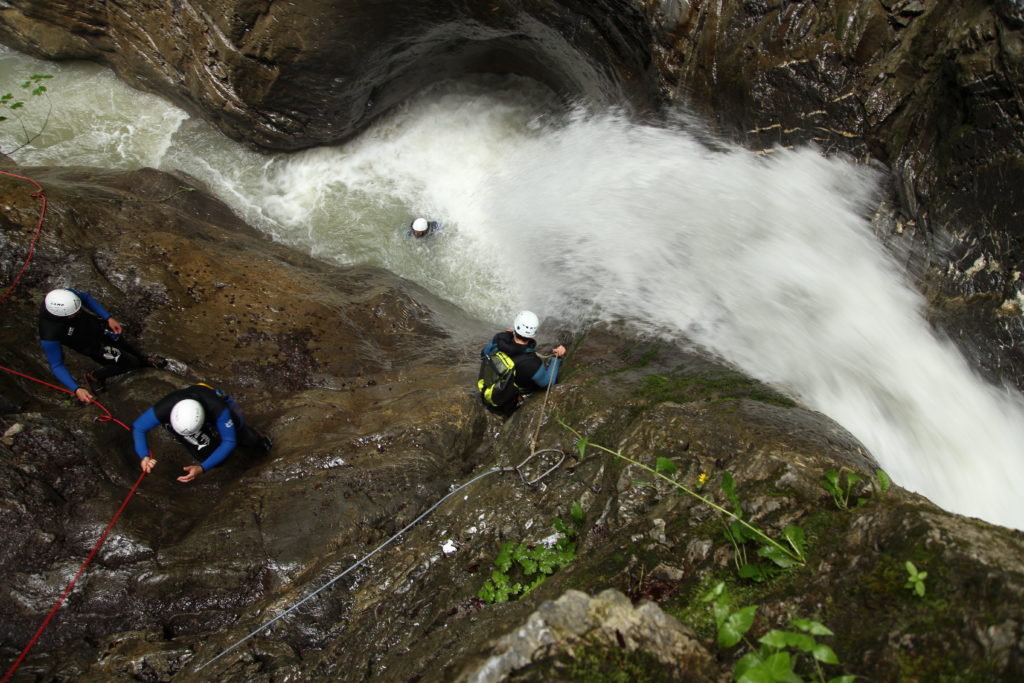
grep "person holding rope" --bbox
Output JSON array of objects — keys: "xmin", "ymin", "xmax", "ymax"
[
  {"xmin": 478, "ymin": 310, "xmax": 566, "ymax": 416},
  {"xmin": 132, "ymin": 383, "xmax": 272, "ymax": 483},
  {"xmin": 38, "ymin": 287, "xmax": 166, "ymax": 402}
]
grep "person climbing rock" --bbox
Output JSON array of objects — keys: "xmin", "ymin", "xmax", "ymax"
[
  {"xmin": 409, "ymin": 217, "xmax": 441, "ymax": 238},
  {"xmin": 38, "ymin": 287, "xmax": 167, "ymax": 403},
  {"xmin": 132, "ymin": 383, "xmax": 272, "ymax": 483},
  {"xmin": 478, "ymin": 310, "xmax": 566, "ymax": 416}
]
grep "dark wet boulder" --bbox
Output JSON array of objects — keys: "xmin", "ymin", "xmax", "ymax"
[{"xmin": 0, "ymin": 0, "xmax": 659, "ymax": 151}]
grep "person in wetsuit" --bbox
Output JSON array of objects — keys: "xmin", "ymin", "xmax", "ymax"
[
  {"xmin": 409, "ymin": 217, "xmax": 441, "ymax": 238},
  {"xmin": 479, "ymin": 310, "xmax": 566, "ymax": 416},
  {"xmin": 38, "ymin": 287, "xmax": 165, "ymax": 402},
  {"xmin": 132, "ymin": 384, "xmax": 272, "ymax": 483}
]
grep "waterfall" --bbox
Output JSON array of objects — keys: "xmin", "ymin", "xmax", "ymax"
[{"xmin": 2, "ymin": 48, "xmax": 1022, "ymax": 530}]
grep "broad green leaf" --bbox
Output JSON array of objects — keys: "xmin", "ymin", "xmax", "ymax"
[
  {"xmin": 787, "ymin": 632, "xmax": 817, "ymax": 652},
  {"xmin": 722, "ymin": 471, "xmax": 737, "ymax": 496},
  {"xmin": 576, "ymin": 437, "xmax": 589, "ymax": 460},
  {"xmin": 875, "ymin": 469, "xmax": 891, "ymax": 493},
  {"xmin": 570, "ymin": 500, "xmax": 584, "ymax": 526},
  {"xmin": 758, "ymin": 629, "xmax": 791, "ymax": 650},
  {"xmin": 702, "ymin": 581, "xmax": 726, "ymax": 602},
  {"xmin": 712, "ymin": 600, "xmax": 730, "ymax": 629},
  {"xmin": 737, "ymin": 665, "xmax": 777, "ymax": 683},
  {"xmin": 734, "ymin": 651, "xmax": 764, "ymax": 679},
  {"xmin": 812, "ymin": 643, "xmax": 840, "ymax": 665},
  {"xmin": 762, "ymin": 651, "xmax": 795, "ymax": 677},
  {"xmin": 738, "ymin": 563, "xmax": 770, "ymax": 582},
  {"xmin": 792, "ymin": 618, "xmax": 834, "ymax": 636},
  {"xmin": 718, "ymin": 604, "xmax": 757, "ymax": 648},
  {"xmin": 758, "ymin": 543, "xmax": 801, "ymax": 569},
  {"xmin": 655, "ymin": 457, "xmax": 677, "ymax": 475}
]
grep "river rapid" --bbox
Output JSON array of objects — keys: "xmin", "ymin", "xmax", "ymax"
[{"xmin": 2, "ymin": 47, "xmax": 1022, "ymax": 530}]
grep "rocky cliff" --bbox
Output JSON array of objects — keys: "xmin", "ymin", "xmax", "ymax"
[
  {"xmin": 0, "ymin": 166, "xmax": 1021, "ymax": 681},
  {"xmin": 1, "ymin": 1, "xmax": 1023, "ymax": 681}
]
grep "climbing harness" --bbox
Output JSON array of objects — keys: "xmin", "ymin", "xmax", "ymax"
[{"xmin": 477, "ymin": 349, "xmax": 521, "ymax": 407}]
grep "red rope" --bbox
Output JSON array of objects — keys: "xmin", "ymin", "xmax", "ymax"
[
  {"xmin": 0, "ymin": 364, "xmax": 132, "ymax": 430},
  {"xmin": 0, "ymin": 170, "xmax": 47, "ymax": 305},
  {"xmin": 0, "ymin": 364, "xmax": 144, "ymax": 680},
  {"xmin": 0, "ymin": 170, "xmax": 151, "ymax": 678},
  {"xmin": 1, "ymin": 471, "xmax": 146, "ymax": 683}
]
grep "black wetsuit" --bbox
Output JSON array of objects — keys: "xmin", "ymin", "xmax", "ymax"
[
  {"xmin": 132, "ymin": 384, "xmax": 265, "ymax": 470},
  {"xmin": 38, "ymin": 289, "xmax": 147, "ymax": 391}
]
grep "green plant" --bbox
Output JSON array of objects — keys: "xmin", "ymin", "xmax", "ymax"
[
  {"xmin": 904, "ymin": 561, "xmax": 927, "ymax": 598},
  {"xmin": 477, "ymin": 502, "xmax": 584, "ymax": 604},
  {"xmin": 821, "ymin": 467, "xmax": 892, "ymax": 510},
  {"xmin": 0, "ymin": 73, "xmax": 53, "ymax": 154},
  {"xmin": 874, "ymin": 468, "xmax": 891, "ymax": 493},
  {"xmin": 562, "ymin": 420, "xmax": 806, "ymax": 574},
  {"xmin": 703, "ymin": 582, "xmax": 856, "ymax": 683},
  {"xmin": 820, "ymin": 469, "xmax": 864, "ymax": 510},
  {"xmin": 719, "ymin": 471, "xmax": 807, "ymax": 582}
]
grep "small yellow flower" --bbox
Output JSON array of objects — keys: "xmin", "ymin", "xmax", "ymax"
[{"xmin": 697, "ymin": 472, "xmax": 709, "ymax": 488}]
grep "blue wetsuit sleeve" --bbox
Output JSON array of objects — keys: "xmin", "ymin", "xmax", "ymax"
[
  {"xmin": 481, "ymin": 340, "xmax": 497, "ymax": 358},
  {"xmin": 132, "ymin": 408, "xmax": 161, "ymax": 458},
  {"xmin": 198, "ymin": 407, "xmax": 237, "ymax": 471},
  {"xmin": 41, "ymin": 339, "xmax": 78, "ymax": 392},
  {"xmin": 75, "ymin": 290, "xmax": 112, "ymax": 321},
  {"xmin": 530, "ymin": 356, "xmax": 561, "ymax": 388},
  {"xmin": 226, "ymin": 396, "xmax": 243, "ymax": 425}
]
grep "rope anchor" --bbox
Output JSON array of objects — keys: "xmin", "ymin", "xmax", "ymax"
[{"xmin": 507, "ymin": 448, "xmax": 566, "ymax": 486}]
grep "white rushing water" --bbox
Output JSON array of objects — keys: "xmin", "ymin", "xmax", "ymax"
[{"xmin": 2, "ymin": 49, "xmax": 1023, "ymax": 530}]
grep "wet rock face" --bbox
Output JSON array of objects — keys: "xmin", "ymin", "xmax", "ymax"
[
  {"xmin": 1, "ymin": 167, "xmax": 1023, "ymax": 680},
  {"xmin": 0, "ymin": 0, "xmax": 659, "ymax": 151},
  {"xmin": 643, "ymin": 0, "xmax": 1024, "ymax": 386}
]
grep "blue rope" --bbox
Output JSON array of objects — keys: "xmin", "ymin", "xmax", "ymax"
[{"xmin": 196, "ymin": 467, "xmax": 504, "ymax": 672}]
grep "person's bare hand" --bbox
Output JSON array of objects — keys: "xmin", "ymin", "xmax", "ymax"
[
  {"xmin": 74, "ymin": 387, "xmax": 94, "ymax": 403},
  {"xmin": 107, "ymin": 317, "xmax": 123, "ymax": 335},
  {"xmin": 552, "ymin": 345, "xmax": 567, "ymax": 358},
  {"xmin": 177, "ymin": 465, "xmax": 203, "ymax": 483},
  {"xmin": 140, "ymin": 456, "xmax": 157, "ymax": 473}
]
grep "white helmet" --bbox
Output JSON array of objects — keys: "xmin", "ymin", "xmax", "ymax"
[
  {"xmin": 44, "ymin": 289, "xmax": 82, "ymax": 317},
  {"xmin": 411, "ymin": 217, "xmax": 429, "ymax": 233},
  {"xmin": 513, "ymin": 310, "xmax": 539, "ymax": 339},
  {"xmin": 170, "ymin": 399, "xmax": 205, "ymax": 436}
]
